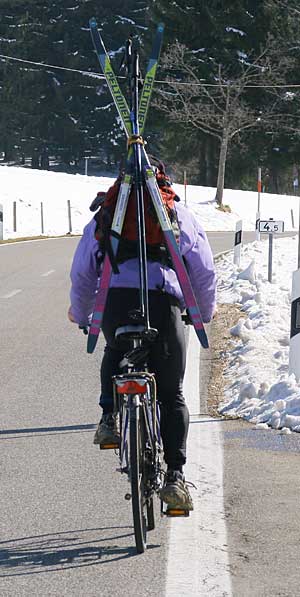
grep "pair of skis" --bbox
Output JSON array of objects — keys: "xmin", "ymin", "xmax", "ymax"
[{"xmin": 87, "ymin": 18, "xmax": 209, "ymax": 352}]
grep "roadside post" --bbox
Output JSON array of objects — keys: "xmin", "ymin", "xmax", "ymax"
[
  {"xmin": 85, "ymin": 156, "xmax": 92, "ymax": 176},
  {"xmin": 256, "ymin": 166, "xmax": 262, "ymax": 241},
  {"xmin": 258, "ymin": 218, "xmax": 284, "ymax": 283},
  {"xmin": 0, "ymin": 203, "xmax": 3, "ymax": 240},
  {"xmin": 13, "ymin": 201, "xmax": 17, "ymax": 232},
  {"xmin": 67, "ymin": 200, "xmax": 72, "ymax": 234},
  {"xmin": 298, "ymin": 194, "xmax": 300, "ymax": 270},
  {"xmin": 40, "ymin": 202, "xmax": 44, "ymax": 235},
  {"xmin": 291, "ymin": 209, "xmax": 295, "ymax": 229},
  {"xmin": 233, "ymin": 220, "xmax": 243, "ymax": 266},
  {"xmin": 289, "ymin": 269, "xmax": 300, "ymax": 380},
  {"xmin": 289, "ymin": 178, "xmax": 300, "ymax": 380}
]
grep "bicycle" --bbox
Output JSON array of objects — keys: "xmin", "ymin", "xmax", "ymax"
[
  {"xmin": 81, "ymin": 317, "xmax": 191, "ymax": 555},
  {"xmin": 113, "ymin": 322, "xmax": 190, "ymax": 553}
]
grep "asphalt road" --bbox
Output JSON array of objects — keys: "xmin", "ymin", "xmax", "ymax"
[{"xmin": 0, "ymin": 233, "xmax": 300, "ymax": 596}]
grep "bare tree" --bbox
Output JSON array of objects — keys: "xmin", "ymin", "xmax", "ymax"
[{"xmin": 155, "ymin": 41, "xmax": 287, "ymax": 206}]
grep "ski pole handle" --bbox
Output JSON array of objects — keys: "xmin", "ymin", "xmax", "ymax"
[
  {"xmin": 79, "ymin": 325, "xmax": 89, "ymax": 335},
  {"xmin": 182, "ymin": 310, "xmax": 193, "ymax": 326}
]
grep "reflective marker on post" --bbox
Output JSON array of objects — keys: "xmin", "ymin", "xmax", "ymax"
[
  {"xmin": 233, "ymin": 220, "xmax": 242, "ymax": 266},
  {"xmin": 289, "ymin": 268, "xmax": 300, "ymax": 381}
]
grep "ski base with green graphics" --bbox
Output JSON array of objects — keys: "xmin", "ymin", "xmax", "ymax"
[{"xmin": 87, "ymin": 18, "xmax": 209, "ymax": 353}]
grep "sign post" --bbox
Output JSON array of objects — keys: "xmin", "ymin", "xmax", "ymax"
[
  {"xmin": 268, "ymin": 232, "xmax": 273, "ymax": 283},
  {"xmin": 258, "ymin": 218, "xmax": 284, "ymax": 283}
]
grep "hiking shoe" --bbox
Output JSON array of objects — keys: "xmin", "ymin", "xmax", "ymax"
[
  {"xmin": 160, "ymin": 470, "xmax": 194, "ymax": 511},
  {"xmin": 93, "ymin": 414, "xmax": 120, "ymax": 446}
]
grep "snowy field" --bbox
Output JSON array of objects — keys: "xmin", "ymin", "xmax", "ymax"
[
  {"xmin": 1, "ymin": 165, "xmax": 300, "ymax": 433},
  {"xmin": 0, "ymin": 165, "xmax": 299, "ymax": 238}
]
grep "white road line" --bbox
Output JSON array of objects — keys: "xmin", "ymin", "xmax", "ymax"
[
  {"xmin": 0, "ymin": 237, "xmax": 78, "ymax": 247},
  {"xmin": 165, "ymin": 327, "xmax": 232, "ymax": 597},
  {"xmin": 41, "ymin": 269, "xmax": 55, "ymax": 277},
  {"xmin": 1, "ymin": 289, "xmax": 22, "ymax": 299}
]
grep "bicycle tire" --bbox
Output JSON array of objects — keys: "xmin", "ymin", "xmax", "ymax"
[{"xmin": 129, "ymin": 402, "xmax": 147, "ymax": 553}]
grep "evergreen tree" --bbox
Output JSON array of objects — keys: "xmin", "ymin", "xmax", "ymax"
[{"xmin": 0, "ymin": 0, "xmax": 149, "ymax": 168}]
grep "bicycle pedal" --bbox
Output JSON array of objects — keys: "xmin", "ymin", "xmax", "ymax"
[
  {"xmin": 165, "ymin": 507, "xmax": 190, "ymax": 517},
  {"xmin": 99, "ymin": 442, "xmax": 119, "ymax": 450}
]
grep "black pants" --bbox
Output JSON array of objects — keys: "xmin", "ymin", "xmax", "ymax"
[{"xmin": 100, "ymin": 288, "xmax": 189, "ymax": 469}]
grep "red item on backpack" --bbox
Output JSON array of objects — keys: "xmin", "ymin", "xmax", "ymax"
[{"xmin": 93, "ymin": 167, "xmax": 180, "ymax": 271}]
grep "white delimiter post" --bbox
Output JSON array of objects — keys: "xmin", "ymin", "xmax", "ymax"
[
  {"xmin": 289, "ymin": 268, "xmax": 300, "ymax": 380},
  {"xmin": 298, "ymin": 196, "xmax": 300, "ymax": 270},
  {"xmin": 256, "ymin": 166, "xmax": 262, "ymax": 241},
  {"xmin": 233, "ymin": 220, "xmax": 242, "ymax": 266},
  {"xmin": 67, "ymin": 200, "xmax": 72, "ymax": 234},
  {"xmin": 40, "ymin": 202, "xmax": 44, "ymax": 235},
  {"xmin": 0, "ymin": 203, "xmax": 3, "ymax": 240}
]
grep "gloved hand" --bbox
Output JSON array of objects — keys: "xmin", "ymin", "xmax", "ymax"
[{"xmin": 67, "ymin": 306, "xmax": 77, "ymax": 323}]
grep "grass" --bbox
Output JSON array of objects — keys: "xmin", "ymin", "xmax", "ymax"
[{"xmin": 216, "ymin": 203, "xmax": 232, "ymax": 213}]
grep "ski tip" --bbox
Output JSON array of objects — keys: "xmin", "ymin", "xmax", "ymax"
[
  {"xmin": 198, "ymin": 329, "xmax": 209, "ymax": 349},
  {"xmin": 87, "ymin": 333, "xmax": 97, "ymax": 354}
]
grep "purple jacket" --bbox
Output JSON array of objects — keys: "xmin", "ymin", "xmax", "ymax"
[{"xmin": 70, "ymin": 201, "xmax": 216, "ymax": 325}]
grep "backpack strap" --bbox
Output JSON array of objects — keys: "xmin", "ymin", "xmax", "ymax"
[{"xmin": 93, "ymin": 210, "xmax": 120, "ymax": 275}]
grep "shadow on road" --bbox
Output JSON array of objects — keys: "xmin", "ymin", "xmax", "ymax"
[
  {"xmin": 0, "ymin": 423, "xmax": 96, "ymax": 439},
  {"xmin": 0, "ymin": 526, "xmax": 159, "ymax": 576}
]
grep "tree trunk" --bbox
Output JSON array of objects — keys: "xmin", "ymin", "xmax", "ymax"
[
  {"xmin": 215, "ymin": 133, "xmax": 229, "ymax": 206},
  {"xmin": 205, "ymin": 138, "xmax": 213, "ymax": 186}
]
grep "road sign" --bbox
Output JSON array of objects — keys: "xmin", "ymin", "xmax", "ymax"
[{"xmin": 258, "ymin": 219, "xmax": 284, "ymax": 234}]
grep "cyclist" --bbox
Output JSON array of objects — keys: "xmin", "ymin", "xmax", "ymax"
[{"xmin": 68, "ymin": 168, "xmax": 216, "ymax": 511}]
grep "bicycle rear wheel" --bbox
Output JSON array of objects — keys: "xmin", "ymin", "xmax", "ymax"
[{"xmin": 129, "ymin": 402, "xmax": 147, "ymax": 553}]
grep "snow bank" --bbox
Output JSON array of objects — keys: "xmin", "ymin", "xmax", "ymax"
[{"xmin": 217, "ymin": 237, "xmax": 300, "ymax": 433}]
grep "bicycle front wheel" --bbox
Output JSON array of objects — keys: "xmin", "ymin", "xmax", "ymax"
[{"xmin": 129, "ymin": 401, "xmax": 147, "ymax": 554}]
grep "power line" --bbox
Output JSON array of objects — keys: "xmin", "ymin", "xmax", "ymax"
[
  {"xmin": 1, "ymin": 52, "xmax": 300, "ymax": 89},
  {"xmin": 0, "ymin": 54, "xmax": 105, "ymax": 79}
]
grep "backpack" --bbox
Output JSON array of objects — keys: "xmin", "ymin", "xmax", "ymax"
[{"xmin": 91, "ymin": 166, "xmax": 181, "ymax": 273}]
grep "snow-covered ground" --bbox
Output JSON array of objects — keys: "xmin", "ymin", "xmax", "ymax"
[
  {"xmin": 0, "ymin": 165, "xmax": 299, "ymax": 238},
  {"xmin": 217, "ymin": 240, "xmax": 300, "ymax": 433},
  {"xmin": 1, "ymin": 165, "xmax": 300, "ymax": 433}
]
